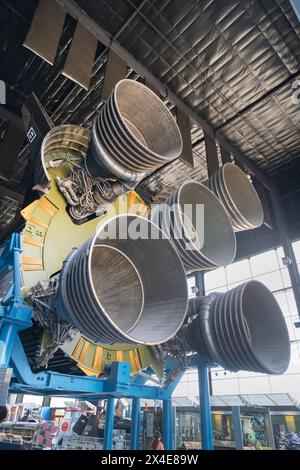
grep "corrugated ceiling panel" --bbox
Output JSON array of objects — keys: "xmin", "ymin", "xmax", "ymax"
[{"xmin": 1, "ymin": 0, "xmax": 300, "ymax": 219}]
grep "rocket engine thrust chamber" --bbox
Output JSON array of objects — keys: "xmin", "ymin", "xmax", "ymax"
[
  {"xmin": 56, "ymin": 215, "xmax": 188, "ymax": 344},
  {"xmin": 184, "ymin": 280, "xmax": 290, "ymax": 374},
  {"xmin": 207, "ymin": 163, "xmax": 264, "ymax": 231},
  {"xmin": 87, "ymin": 79, "xmax": 183, "ymax": 181},
  {"xmin": 151, "ymin": 181, "xmax": 236, "ymax": 271}
]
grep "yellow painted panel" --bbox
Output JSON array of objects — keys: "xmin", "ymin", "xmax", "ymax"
[
  {"xmin": 77, "ymin": 364, "xmax": 100, "ymax": 376},
  {"xmin": 27, "ymin": 216, "xmax": 48, "ymax": 229},
  {"xmin": 128, "ymin": 350, "xmax": 142, "ymax": 373},
  {"xmin": 129, "ymin": 192, "xmax": 137, "ymax": 206},
  {"xmin": 21, "ymin": 200, "xmax": 39, "ymax": 220},
  {"xmin": 79, "ymin": 341, "xmax": 90, "ymax": 361},
  {"xmin": 22, "ymin": 257, "xmax": 43, "ymax": 266},
  {"xmin": 116, "ymin": 351, "xmax": 123, "ymax": 362},
  {"xmin": 84, "ymin": 345, "xmax": 95, "ymax": 366},
  {"xmin": 38, "ymin": 197, "xmax": 58, "ymax": 216},
  {"xmin": 22, "ymin": 242, "xmax": 42, "ymax": 258},
  {"xmin": 92, "ymin": 347, "xmax": 103, "ymax": 369},
  {"xmin": 22, "ymin": 265, "xmax": 44, "ymax": 271},
  {"xmin": 135, "ymin": 350, "xmax": 142, "ymax": 370},
  {"xmin": 72, "ymin": 338, "xmax": 85, "ymax": 360},
  {"xmin": 22, "ymin": 237, "xmax": 44, "ymax": 248},
  {"xmin": 23, "ymin": 223, "xmax": 46, "ymax": 241}
]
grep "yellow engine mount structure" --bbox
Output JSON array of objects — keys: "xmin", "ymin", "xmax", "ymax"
[{"xmin": 20, "ymin": 125, "xmax": 162, "ymax": 377}]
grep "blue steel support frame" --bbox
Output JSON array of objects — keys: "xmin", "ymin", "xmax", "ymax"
[
  {"xmin": 163, "ymin": 398, "xmax": 173, "ymax": 450},
  {"xmin": 103, "ymin": 398, "xmax": 115, "ymax": 450},
  {"xmin": 8, "ymin": 335, "xmax": 185, "ymax": 400},
  {"xmin": 198, "ymin": 362, "xmax": 213, "ymax": 450},
  {"xmin": 0, "ymin": 233, "xmax": 32, "ymax": 368},
  {"xmin": 0, "ymin": 233, "xmax": 216, "ymax": 451},
  {"xmin": 0, "ymin": 233, "xmax": 187, "ymax": 403},
  {"xmin": 130, "ymin": 397, "xmax": 141, "ymax": 450}
]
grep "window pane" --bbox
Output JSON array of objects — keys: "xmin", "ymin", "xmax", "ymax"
[
  {"xmin": 280, "ymin": 267, "xmax": 292, "ymax": 288},
  {"xmin": 206, "ymin": 285, "xmax": 228, "ymax": 294},
  {"xmin": 238, "ymin": 376, "xmax": 271, "ymax": 394},
  {"xmin": 225, "ymin": 259, "xmax": 251, "ymax": 284},
  {"xmin": 212, "ymin": 377, "xmax": 240, "ymax": 395},
  {"xmin": 227, "ymin": 281, "xmax": 245, "ymax": 290},
  {"xmin": 204, "ymin": 267, "xmax": 226, "ymax": 290},
  {"xmin": 269, "ymin": 374, "xmax": 300, "ymax": 398},
  {"xmin": 292, "ymin": 317, "xmax": 300, "ymax": 340},
  {"xmin": 288, "ymin": 347, "xmax": 300, "ymax": 373},
  {"xmin": 286, "ymin": 290, "xmax": 298, "ymax": 316},
  {"xmin": 23, "ymin": 395, "xmax": 43, "ymax": 405},
  {"xmin": 250, "ymin": 250, "xmax": 279, "ymax": 276},
  {"xmin": 284, "ymin": 316, "xmax": 296, "ymax": 341},
  {"xmin": 253, "ymin": 271, "xmax": 284, "ymax": 291},
  {"xmin": 273, "ymin": 291, "xmax": 290, "ymax": 316}
]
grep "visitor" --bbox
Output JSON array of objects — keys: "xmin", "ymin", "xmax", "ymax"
[{"xmin": 151, "ymin": 430, "xmax": 164, "ymax": 450}]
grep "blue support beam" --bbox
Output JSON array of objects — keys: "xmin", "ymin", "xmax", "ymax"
[
  {"xmin": 9, "ymin": 335, "xmax": 190, "ymax": 400},
  {"xmin": 198, "ymin": 362, "xmax": 213, "ymax": 450},
  {"xmin": 9, "ymin": 335, "xmax": 177, "ymax": 399},
  {"xmin": 0, "ymin": 323, "xmax": 18, "ymax": 368},
  {"xmin": 0, "ymin": 233, "xmax": 32, "ymax": 369},
  {"xmin": 12, "ymin": 236, "xmax": 21, "ymax": 301},
  {"xmin": 163, "ymin": 398, "xmax": 173, "ymax": 450},
  {"xmin": 130, "ymin": 397, "xmax": 141, "ymax": 450},
  {"xmin": 103, "ymin": 398, "xmax": 115, "ymax": 450},
  {"xmin": 0, "ymin": 236, "xmax": 200, "ymax": 401}
]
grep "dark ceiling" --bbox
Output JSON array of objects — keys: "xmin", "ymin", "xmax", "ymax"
[{"xmin": 1, "ymin": 0, "xmax": 300, "ymax": 234}]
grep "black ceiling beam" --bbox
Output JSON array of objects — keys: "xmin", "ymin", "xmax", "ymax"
[
  {"xmin": 0, "ymin": 106, "xmax": 25, "ymax": 181},
  {"xmin": 57, "ymin": 0, "xmax": 272, "ymax": 191},
  {"xmin": 0, "ymin": 184, "xmax": 24, "ymax": 203},
  {"xmin": 270, "ymin": 188, "xmax": 300, "ymax": 317}
]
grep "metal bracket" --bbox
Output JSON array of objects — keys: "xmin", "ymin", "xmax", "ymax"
[
  {"xmin": 204, "ymin": 131, "xmax": 219, "ymax": 177},
  {"xmin": 176, "ymin": 108, "xmax": 194, "ymax": 168}
]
